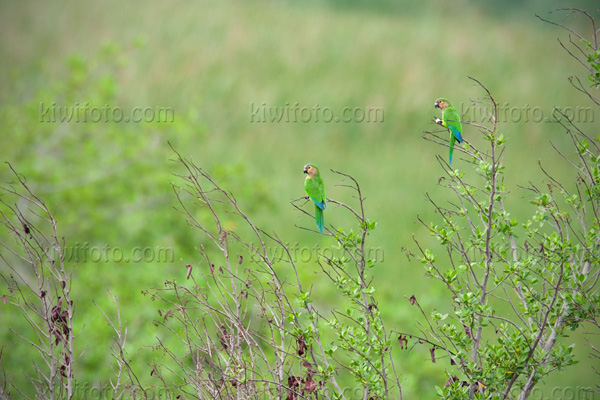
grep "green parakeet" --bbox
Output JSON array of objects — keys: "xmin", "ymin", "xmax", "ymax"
[
  {"xmin": 435, "ymin": 98, "xmax": 464, "ymax": 164},
  {"xmin": 303, "ymin": 164, "xmax": 326, "ymax": 234}
]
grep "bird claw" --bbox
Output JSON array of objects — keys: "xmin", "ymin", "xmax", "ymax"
[{"xmin": 434, "ymin": 117, "xmax": 443, "ymax": 125}]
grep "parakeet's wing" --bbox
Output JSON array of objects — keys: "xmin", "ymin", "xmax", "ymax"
[
  {"xmin": 443, "ymin": 107, "xmax": 464, "ymax": 143},
  {"xmin": 305, "ymin": 176, "xmax": 326, "ymax": 210}
]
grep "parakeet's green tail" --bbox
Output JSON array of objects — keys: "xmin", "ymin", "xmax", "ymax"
[
  {"xmin": 315, "ymin": 204, "xmax": 324, "ymax": 234},
  {"xmin": 449, "ymin": 134, "xmax": 457, "ymax": 165}
]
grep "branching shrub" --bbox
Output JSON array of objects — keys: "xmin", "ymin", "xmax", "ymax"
[
  {"xmin": 400, "ymin": 12, "xmax": 600, "ymax": 397},
  {"xmin": 0, "ymin": 164, "xmax": 75, "ymax": 399},
  {"xmin": 118, "ymin": 148, "xmax": 401, "ymax": 399}
]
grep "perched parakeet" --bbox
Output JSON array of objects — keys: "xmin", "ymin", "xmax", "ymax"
[
  {"xmin": 435, "ymin": 98, "xmax": 464, "ymax": 164},
  {"xmin": 303, "ymin": 164, "xmax": 326, "ymax": 234}
]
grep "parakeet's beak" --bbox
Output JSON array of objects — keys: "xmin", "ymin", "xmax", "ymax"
[
  {"xmin": 303, "ymin": 166, "xmax": 308, "ymax": 174},
  {"xmin": 434, "ymin": 101, "xmax": 440, "ymax": 108}
]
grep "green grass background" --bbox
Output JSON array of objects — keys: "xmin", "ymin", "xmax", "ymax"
[{"xmin": 1, "ymin": 0, "xmax": 599, "ymax": 398}]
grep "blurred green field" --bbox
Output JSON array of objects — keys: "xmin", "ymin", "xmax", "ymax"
[{"xmin": 1, "ymin": 0, "xmax": 599, "ymax": 398}]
